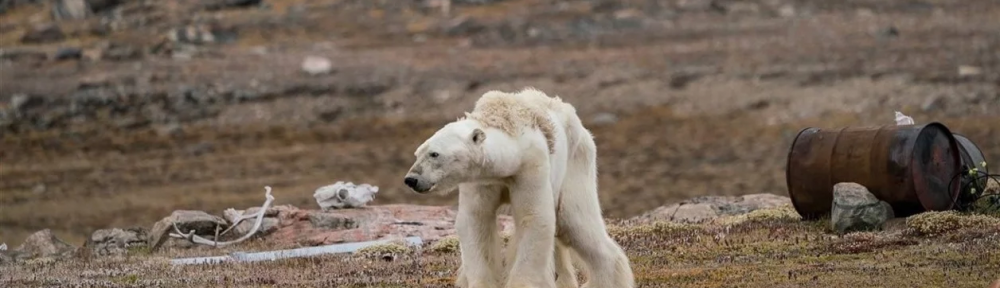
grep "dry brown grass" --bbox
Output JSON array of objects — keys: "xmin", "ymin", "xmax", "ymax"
[{"xmin": 2, "ymin": 213, "xmax": 998, "ymax": 287}]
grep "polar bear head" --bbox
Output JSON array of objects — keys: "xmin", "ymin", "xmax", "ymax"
[{"xmin": 403, "ymin": 120, "xmax": 488, "ymax": 194}]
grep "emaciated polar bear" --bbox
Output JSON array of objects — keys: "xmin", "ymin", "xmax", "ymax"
[{"xmin": 403, "ymin": 87, "xmax": 634, "ymax": 288}]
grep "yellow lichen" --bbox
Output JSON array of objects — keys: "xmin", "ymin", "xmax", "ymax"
[
  {"xmin": 905, "ymin": 211, "xmax": 1000, "ymax": 236},
  {"xmin": 429, "ymin": 236, "xmax": 460, "ymax": 254},
  {"xmin": 608, "ymin": 221, "xmax": 699, "ymax": 239},
  {"xmin": 354, "ymin": 242, "xmax": 412, "ymax": 259},
  {"xmin": 710, "ymin": 205, "xmax": 802, "ymax": 226}
]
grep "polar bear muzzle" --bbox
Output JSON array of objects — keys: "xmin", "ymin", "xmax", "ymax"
[{"xmin": 403, "ymin": 174, "xmax": 434, "ymax": 193}]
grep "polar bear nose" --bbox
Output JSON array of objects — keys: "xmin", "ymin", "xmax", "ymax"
[{"xmin": 404, "ymin": 177, "xmax": 419, "ymax": 189}]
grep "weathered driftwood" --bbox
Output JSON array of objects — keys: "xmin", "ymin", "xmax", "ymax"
[
  {"xmin": 168, "ymin": 186, "xmax": 276, "ymax": 247},
  {"xmin": 169, "ymin": 236, "xmax": 423, "ymax": 265}
]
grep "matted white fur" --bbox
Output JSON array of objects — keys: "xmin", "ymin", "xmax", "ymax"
[{"xmin": 403, "ymin": 87, "xmax": 634, "ymax": 288}]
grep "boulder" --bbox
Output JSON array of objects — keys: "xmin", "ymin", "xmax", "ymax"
[
  {"xmin": 52, "ymin": 0, "xmax": 92, "ymax": 20},
  {"xmin": 830, "ymin": 182, "xmax": 895, "ymax": 235},
  {"xmin": 84, "ymin": 227, "xmax": 148, "ymax": 256},
  {"xmin": 223, "ymin": 207, "xmax": 280, "ymax": 236},
  {"xmin": 148, "ymin": 210, "xmax": 228, "ymax": 250},
  {"xmin": 11, "ymin": 229, "xmax": 76, "ymax": 261},
  {"xmin": 634, "ymin": 193, "xmax": 792, "ymax": 224}
]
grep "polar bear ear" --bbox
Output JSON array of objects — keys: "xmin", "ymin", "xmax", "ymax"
[{"xmin": 471, "ymin": 128, "xmax": 486, "ymax": 145}]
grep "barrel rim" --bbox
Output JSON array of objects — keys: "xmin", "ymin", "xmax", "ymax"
[
  {"xmin": 785, "ymin": 126, "xmax": 818, "ymax": 219},
  {"xmin": 911, "ymin": 121, "xmax": 963, "ymax": 211},
  {"xmin": 953, "ymin": 133, "xmax": 988, "ymax": 170}
]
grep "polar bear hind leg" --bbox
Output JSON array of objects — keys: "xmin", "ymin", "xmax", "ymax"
[{"xmin": 556, "ymin": 120, "xmax": 635, "ymax": 288}]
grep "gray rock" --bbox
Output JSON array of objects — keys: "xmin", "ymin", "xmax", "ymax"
[
  {"xmin": 11, "ymin": 229, "xmax": 76, "ymax": 261},
  {"xmin": 85, "ymin": 227, "xmax": 148, "ymax": 256},
  {"xmin": 52, "ymin": 47, "xmax": 83, "ymax": 60},
  {"xmin": 10, "ymin": 93, "xmax": 43, "ymax": 113},
  {"xmin": 309, "ymin": 213, "xmax": 358, "ymax": 230},
  {"xmin": 148, "ymin": 210, "xmax": 228, "ymax": 250},
  {"xmin": 20, "ymin": 23, "xmax": 66, "ymax": 44},
  {"xmin": 52, "ymin": 0, "xmax": 91, "ymax": 20},
  {"xmin": 0, "ymin": 251, "xmax": 11, "ymax": 265},
  {"xmin": 830, "ymin": 182, "xmax": 895, "ymax": 235},
  {"xmin": 223, "ymin": 207, "xmax": 281, "ymax": 236},
  {"xmin": 590, "ymin": 113, "xmax": 618, "ymax": 126},
  {"xmin": 166, "ymin": 25, "xmax": 216, "ymax": 45}
]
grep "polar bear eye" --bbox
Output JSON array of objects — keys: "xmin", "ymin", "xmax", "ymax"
[{"xmin": 429, "ymin": 152, "xmax": 440, "ymax": 158}]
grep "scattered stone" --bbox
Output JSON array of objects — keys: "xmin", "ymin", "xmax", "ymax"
[
  {"xmin": 84, "ymin": 227, "xmax": 148, "ymax": 256},
  {"xmin": 301, "ymin": 56, "xmax": 333, "ymax": 75},
  {"xmin": 0, "ymin": 48, "xmax": 48, "ymax": 62},
  {"xmin": 875, "ymin": 26, "xmax": 900, "ymax": 39},
  {"xmin": 52, "ymin": 47, "xmax": 83, "ymax": 60},
  {"xmin": 634, "ymin": 193, "xmax": 793, "ymax": 224},
  {"xmin": 11, "ymin": 229, "xmax": 76, "ymax": 260},
  {"xmin": 148, "ymin": 210, "xmax": 228, "ymax": 250},
  {"xmin": 830, "ymin": 182, "xmax": 895, "ymax": 235},
  {"xmin": 856, "ymin": 8, "xmax": 875, "ymax": 17},
  {"xmin": 676, "ymin": 0, "xmax": 714, "ymax": 11},
  {"xmin": 0, "ymin": 251, "xmax": 10, "ymax": 266},
  {"xmin": 957, "ymin": 65, "xmax": 982, "ymax": 76},
  {"xmin": 52, "ymin": 0, "xmax": 92, "ymax": 20},
  {"xmin": 309, "ymin": 213, "xmax": 358, "ymax": 230},
  {"xmin": 590, "ymin": 112, "xmax": 618, "ymax": 126},
  {"xmin": 314, "ymin": 181, "xmax": 380, "ymax": 210},
  {"xmin": 20, "ymin": 23, "xmax": 66, "ymax": 44},
  {"xmin": 10, "ymin": 93, "xmax": 43, "ymax": 113},
  {"xmin": 921, "ymin": 95, "xmax": 946, "ymax": 112},
  {"xmin": 102, "ymin": 43, "xmax": 140, "ymax": 61},
  {"xmin": 166, "ymin": 25, "xmax": 216, "ymax": 45},
  {"xmin": 442, "ymin": 16, "xmax": 486, "ymax": 36},
  {"xmin": 777, "ymin": 4, "xmax": 796, "ymax": 17},
  {"xmin": 724, "ymin": 2, "xmax": 760, "ymax": 14},
  {"xmin": 204, "ymin": 0, "xmax": 263, "ymax": 10}
]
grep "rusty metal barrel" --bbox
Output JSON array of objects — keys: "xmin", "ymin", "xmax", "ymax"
[
  {"xmin": 954, "ymin": 133, "xmax": 989, "ymax": 190},
  {"xmin": 785, "ymin": 122, "xmax": 963, "ymax": 219}
]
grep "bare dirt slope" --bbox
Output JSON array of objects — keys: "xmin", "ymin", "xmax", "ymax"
[{"xmin": 1, "ymin": 0, "xmax": 999, "ymax": 245}]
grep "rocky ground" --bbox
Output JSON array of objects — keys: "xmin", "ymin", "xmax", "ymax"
[
  {"xmin": 2, "ymin": 0, "xmax": 999, "ymax": 248},
  {"xmin": 1, "ymin": 193, "xmax": 998, "ymax": 287}
]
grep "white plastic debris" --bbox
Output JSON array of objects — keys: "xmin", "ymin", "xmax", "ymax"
[
  {"xmin": 894, "ymin": 111, "xmax": 915, "ymax": 125},
  {"xmin": 314, "ymin": 181, "xmax": 379, "ymax": 210},
  {"xmin": 169, "ymin": 236, "xmax": 422, "ymax": 265}
]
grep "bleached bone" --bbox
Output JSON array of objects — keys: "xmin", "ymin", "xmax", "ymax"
[
  {"xmin": 314, "ymin": 181, "xmax": 379, "ymax": 210},
  {"xmin": 169, "ymin": 186, "xmax": 276, "ymax": 247}
]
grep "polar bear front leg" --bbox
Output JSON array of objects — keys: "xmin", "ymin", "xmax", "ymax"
[
  {"xmin": 457, "ymin": 183, "xmax": 506, "ymax": 288},
  {"xmin": 505, "ymin": 167, "xmax": 557, "ymax": 288}
]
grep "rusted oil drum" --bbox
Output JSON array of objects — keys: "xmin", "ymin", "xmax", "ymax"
[
  {"xmin": 954, "ymin": 133, "xmax": 989, "ymax": 190},
  {"xmin": 785, "ymin": 122, "xmax": 963, "ymax": 219}
]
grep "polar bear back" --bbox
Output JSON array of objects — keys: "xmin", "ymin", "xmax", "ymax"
[{"xmin": 461, "ymin": 88, "xmax": 570, "ymax": 154}]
